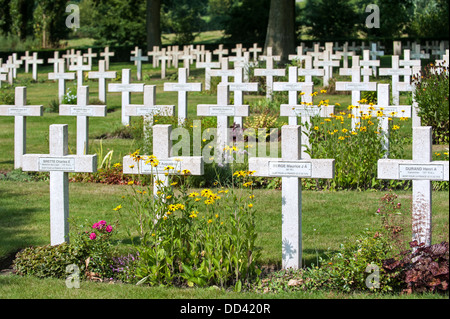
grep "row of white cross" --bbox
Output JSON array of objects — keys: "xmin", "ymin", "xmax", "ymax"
[{"xmin": 1, "ymin": 49, "xmax": 449, "ymax": 270}]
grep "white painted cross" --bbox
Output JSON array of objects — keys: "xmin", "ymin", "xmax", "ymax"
[
  {"xmin": 69, "ymin": 56, "xmax": 91, "ymax": 88},
  {"xmin": 123, "ymin": 124, "xmax": 204, "ymax": 196},
  {"xmin": 0, "ymin": 87, "xmax": 43, "ymax": 169},
  {"xmin": 164, "ymin": 68, "xmax": 202, "ymax": 124},
  {"xmin": 229, "ymin": 66, "xmax": 259, "ymax": 128},
  {"xmin": 196, "ymin": 51, "xmax": 221, "ymax": 91},
  {"xmin": 249, "ymin": 125, "xmax": 335, "ymax": 269},
  {"xmin": 158, "ymin": 48, "xmax": 172, "ymax": 79},
  {"xmin": 11, "ymin": 53, "xmax": 22, "ymax": 79},
  {"xmin": 148, "ymin": 46, "xmax": 161, "ymax": 68},
  {"xmin": 100, "ymin": 46, "xmax": 115, "ymax": 70},
  {"xmin": 59, "ymin": 86, "xmax": 107, "ymax": 156},
  {"xmin": 108, "ymin": 69, "xmax": 145, "ymax": 125},
  {"xmin": 336, "ymin": 56, "xmax": 377, "ymax": 128},
  {"xmin": 254, "ymin": 54, "xmax": 285, "ymax": 99},
  {"xmin": 399, "ymin": 49, "xmax": 421, "ymax": 84},
  {"xmin": 411, "ymin": 44, "xmax": 430, "ymax": 60},
  {"xmin": 361, "ymin": 50, "xmax": 380, "ymax": 81},
  {"xmin": 0, "ymin": 71, "xmax": 6, "ymax": 88},
  {"xmin": 197, "ymin": 83, "xmax": 249, "ymax": 160},
  {"xmin": 22, "ymin": 124, "xmax": 98, "ymax": 245},
  {"xmin": 209, "ymin": 57, "xmax": 235, "ymax": 84},
  {"xmin": 27, "ymin": 53, "xmax": 43, "ymax": 81},
  {"xmin": 378, "ymin": 126, "xmax": 449, "ymax": 247},
  {"xmin": 213, "ymin": 44, "xmax": 229, "ymax": 61},
  {"xmin": 48, "ymin": 60, "xmax": 76, "ymax": 103},
  {"xmin": 370, "ymin": 42, "xmax": 384, "ymax": 62},
  {"xmin": 379, "ymin": 55, "xmax": 412, "ymax": 105},
  {"xmin": 130, "ymin": 49, "xmax": 149, "ymax": 81},
  {"xmin": 315, "ymin": 50, "xmax": 340, "ymax": 87},
  {"xmin": 125, "ymin": 85, "xmax": 175, "ymax": 148},
  {"xmin": 83, "ymin": 48, "xmax": 97, "ymax": 69},
  {"xmin": 21, "ymin": 51, "xmax": 33, "ymax": 73},
  {"xmin": 354, "ymin": 83, "xmax": 411, "ymax": 157},
  {"xmin": 288, "ymin": 46, "xmax": 308, "ymax": 65},
  {"xmin": 335, "ymin": 42, "xmax": 355, "ymax": 69},
  {"xmin": 88, "ymin": 60, "xmax": 117, "ymax": 104},
  {"xmin": 298, "ymin": 55, "xmax": 324, "ymax": 86},
  {"xmin": 249, "ymin": 43, "xmax": 262, "ymax": 62},
  {"xmin": 47, "ymin": 51, "xmax": 62, "ymax": 76}
]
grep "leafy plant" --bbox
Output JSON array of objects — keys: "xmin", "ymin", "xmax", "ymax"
[{"xmin": 383, "ymin": 241, "xmax": 449, "ymax": 294}]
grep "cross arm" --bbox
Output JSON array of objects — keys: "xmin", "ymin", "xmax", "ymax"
[
  {"xmin": 123, "ymin": 156, "xmax": 204, "ymax": 175},
  {"xmin": 378, "ymin": 159, "xmax": 449, "ymax": 181},
  {"xmin": 124, "ymin": 104, "xmax": 175, "ymax": 117},
  {"xmin": 59, "ymin": 104, "xmax": 107, "ymax": 117},
  {"xmin": 280, "ymin": 104, "xmax": 335, "ymax": 118},
  {"xmin": 197, "ymin": 104, "xmax": 249, "ymax": 117},
  {"xmin": 164, "ymin": 82, "xmax": 202, "ymax": 92},
  {"xmin": 22, "ymin": 154, "xmax": 98, "ymax": 173},
  {"xmin": 0, "ymin": 105, "xmax": 43, "ymax": 116}
]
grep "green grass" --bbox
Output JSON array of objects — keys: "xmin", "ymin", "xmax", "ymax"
[{"xmin": 0, "ymin": 51, "xmax": 448, "ymax": 299}]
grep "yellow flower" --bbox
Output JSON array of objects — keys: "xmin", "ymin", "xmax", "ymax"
[
  {"xmin": 314, "ymin": 126, "xmax": 319, "ymax": 131},
  {"xmin": 113, "ymin": 163, "xmax": 122, "ymax": 168},
  {"xmin": 164, "ymin": 165, "xmax": 175, "ymax": 171},
  {"xmin": 113, "ymin": 205, "xmax": 122, "ymax": 211},
  {"xmin": 128, "ymin": 180, "xmax": 134, "ymax": 185},
  {"xmin": 392, "ymin": 125, "xmax": 400, "ymax": 130},
  {"xmin": 243, "ymin": 181, "xmax": 253, "ymax": 188},
  {"xmin": 233, "ymin": 170, "xmax": 246, "ymax": 177},
  {"xmin": 166, "ymin": 195, "xmax": 173, "ymax": 200},
  {"xmin": 320, "ymin": 89, "xmax": 327, "ymax": 93},
  {"xmin": 208, "ymin": 219, "xmax": 213, "ymax": 224},
  {"xmin": 189, "ymin": 211, "xmax": 198, "ymax": 218},
  {"xmin": 129, "ymin": 165, "xmax": 135, "ymax": 169},
  {"xmin": 215, "ymin": 214, "xmax": 219, "ymax": 218},
  {"xmin": 338, "ymin": 136, "xmax": 345, "ymax": 140},
  {"xmin": 181, "ymin": 169, "xmax": 191, "ymax": 175},
  {"xmin": 205, "ymin": 199, "xmax": 214, "ymax": 205},
  {"xmin": 360, "ymin": 126, "xmax": 367, "ymax": 132},
  {"xmin": 248, "ymin": 203, "xmax": 253, "ymax": 208},
  {"xmin": 189, "ymin": 192, "xmax": 199, "ymax": 198},
  {"xmin": 341, "ymin": 128, "xmax": 348, "ymax": 133},
  {"xmin": 249, "ymin": 195, "xmax": 255, "ymax": 199},
  {"xmin": 195, "ymin": 198, "xmax": 201, "ymax": 202},
  {"xmin": 170, "ymin": 182, "xmax": 178, "ymax": 186}
]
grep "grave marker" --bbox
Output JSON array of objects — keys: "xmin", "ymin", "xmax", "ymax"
[
  {"xmin": 108, "ymin": 69, "xmax": 145, "ymax": 125},
  {"xmin": 209, "ymin": 58, "xmax": 235, "ymax": 84},
  {"xmin": 83, "ymin": 48, "xmax": 97, "ymax": 68},
  {"xmin": 196, "ymin": 51, "xmax": 221, "ymax": 91},
  {"xmin": 100, "ymin": 47, "xmax": 115, "ymax": 70},
  {"xmin": 59, "ymin": 86, "xmax": 107, "ymax": 155},
  {"xmin": 130, "ymin": 49, "xmax": 149, "ymax": 81},
  {"xmin": 229, "ymin": 66, "xmax": 259, "ymax": 128},
  {"xmin": 249, "ymin": 125, "xmax": 335, "ymax": 269},
  {"xmin": 27, "ymin": 53, "xmax": 43, "ymax": 81},
  {"xmin": 378, "ymin": 126, "xmax": 449, "ymax": 247},
  {"xmin": 0, "ymin": 87, "xmax": 43, "ymax": 169},
  {"xmin": 123, "ymin": 124, "xmax": 204, "ymax": 196},
  {"xmin": 164, "ymin": 68, "xmax": 202, "ymax": 124},
  {"xmin": 22, "ymin": 124, "xmax": 97, "ymax": 245},
  {"xmin": 254, "ymin": 54, "xmax": 285, "ymax": 99},
  {"xmin": 48, "ymin": 60, "xmax": 76, "ymax": 103},
  {"xmin": 69, "ymin": 56, "xmax": 91, "ymax": 88},
  {"xmin": 88, "ymin": 60, "xmax": 117, "ymax": 104},
  {"xmin": 379, "ymin": 55, "xmax": 412, "ymax": 105}
]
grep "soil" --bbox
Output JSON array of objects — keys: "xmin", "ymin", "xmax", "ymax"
[{"xmin": 0, "ymin": 250, "xmax": 19, "ymax": 276}]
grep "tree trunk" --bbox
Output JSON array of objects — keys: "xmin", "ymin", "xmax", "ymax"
[
  {"xmin": 146, "ymin": 0, "xmax": 162, "ymax": 50},
  {"xmin": 264, "ymin": 0, "xmax": 296, "ymax": 64}
]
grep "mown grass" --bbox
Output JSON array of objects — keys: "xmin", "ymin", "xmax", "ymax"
[{"xmin": 0, "ymin": 48, "xmax": 448, "ymax": 299}]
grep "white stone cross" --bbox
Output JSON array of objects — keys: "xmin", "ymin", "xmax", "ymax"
[
  {"xmin": 1, "ymin": 57, "xmax": 19, "ymax": 85},
  {"xmin": 130, "ymin": 49, "xmax": 149, "ymax": 81},
  {"xmin": 335, "ymin": 42, "xmax": 355, "ymax": 69},
  {"xmin": 249, "ymin": 125, "xmax": 335, "ymax": 269},
  {"xmin": 47, "ymin": 51, "xmax": 62, "ymax": 76},
  {"xmin": 62, "ymin": 49, "xmax": 78, "ymax": 69},
  {"xmin": 108, "ymin": 69, "xmax": 145, "ymax": 125},
  {"xmin": 21, "ymin": 51, "xmax": 33, "ymax": 73},
  {"xmin": 27, "ymin": 52, "xmax": 43, "ymax": 81},
  {"xmin": 0, "ymin": 87, "xmax": 43, "ymax": 169},
  {"xmin": 361, "ymin": 50, "xmax": 380, "ymax": 80},
  {"xmin": 213, "ymin": 44, "xmax": 229, "ymax": 61},
  {"xmin": 411, "ymin": 44, "xmax": 430, "ymax": 60},
  {"xmin": 229, "ymin": 66, "xmax": 259, "ymax": 128},
  {"xmin": 123, "ymin": 124, "xmax": 204, "ymax": 196},
  {"xmin": 197, "ymin": 83, "xmax": 249, "ymax": 160},
  {"xmin": 298, "ymin": 55, "xmax": 324, "ymax": 85},
  {"xmin": 59, "ymin": 86, "xmax": 107, "ymax": 156},
  {"xmin": 249, "ymin": 43, "xmax": 262, "ymax": 62},
  {"xmin": 0, "ymin": 71, "xmax": 6, "ymax": 88},
  {"xmin": 399, "ymin": 49, "xmax": 421, "ymax": 84},
  {"xmin": 315, "ymin": 50, "xmax": 340, "ymax": 87},
  {"xmin": 88, "ymin": 60, "xmax": 117, "ymax": 104},
  {"xmin": 48, "ymin": 60, "xmax": 76, "ymax": 103},
  {"xmin": 69, "ymin": 56, "xmax": 91, "ymax": 88},
  {"xmin": 288, "ymin": 46, "xmax": 308, "ymax": 65},
  {"xmin": 83, "ymin": 48, "xmax": 98, "ymax": 69},
  {"xmin": 379, "ymin": 55, "xmax": 412, "ymax": 105},
  {"xmin": 196, "ymin": 51, "xmax": 221, "ymax": 91},
  {"xmin": 22, "ymin": 124, "xmax": 97, "ymax": 245},
  {"xmin": 336, "ymin": 56, "xmax": 377, "ymax": 128},
  {"xmin": 158, "ymin": 49, "xmax": 172, "ymax": 79},
  {"xmin": 147, "ymin": 46, "xmax": 161, "ymax": 68},
  {"xmin": 125, "ymin": 85, "xmax": 175, "ymax": 146},
  {"xmin": 355, "ymin": 83, "xmax": 411, "ymax": 157},
  {"xmin": 254, "ymin": 54, "xmax": 286, "ymax": 99},
  {"xmin": 273, "ymin": 66, "xmax": 314, "ymax": 125},
  {"xmin": 11, "ymin": 53, "xmax": 22, "ymax": 79},
  {"xmin": 209, "ymin": 57, "xmax": 235, "ymax": 84},
  {"xmin": 164, "ymin": 68, "xmax": 202, "ymax": 124},
  {"xmin": 100, "ymin": 46, "xmax": 115, "ymax": 70},
  {"xmin": 370, "ymin": 42, "xmax": 385, "ymax": 62},
  {"xmin": 307, "ymin": 43, "xmax": 323, "ymax": 69},
  {"xmin": 378, "ymin": 126, "xmax": 449, "ymax": 247}
]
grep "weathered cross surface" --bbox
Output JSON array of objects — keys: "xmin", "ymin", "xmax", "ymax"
[
  {"xmin": 27, "ymin": 52, "xmax": 43, "ymax": 81},
  {"xmin": 315, "ymin": 50, "xmax": 340, "ymax": 87},
  {"xmin": 100, "ymin": 46, "xmax": 115, "ymax": 70},
  {"xmin": 0, "ymin": 87, "xmax": 43, "ymax": 169},
  {"xmin": 229, "ymin": 66, "xmax": 258, "ymax": 128},
  {"xmin": 249, "ymin": 125, "xmax": 335, "ymax": 269},
  {"xmin": 59, "ymin": 86, "xmax": 107, "ymax": 155},
  {"xmin": 108, "ymin": 69, "xmax": 145, "ymax": 125},
  {"xmin": 88, "ymin": 60, "xmax": 117, "ymax": 103},
  {"xmin": 197, "ymin": 83, "xmax": 249, "ymax": 160},
  {"xmin": 209, "ymin": 58, "xmax": 235, "ymax": 84},
  {"xmin": 379, "ymin": 55, "xmax": 412, "ymax": 105},
  {"xmin": 48, "ymin": 60, "xmax": 76, "ymax": 103},
  {"xmin": 254, "ymin": 54, "xmax": 285, "ymax": 99},
  {"xmin": 378, "ymin": 126, "xmax": 449, "ymax": 247},
  {"xmin": 22, "ymin": 124, "xmax": 98, "ymax": 245},
  {"xmin": 69, "ymin": 56, "xmax": 91, "ymax": 88},
  {"xmin": 196, "ymin": 51, "xmax": 221, "ymax": 91},
  {"xmin": 123, "ymin": 124, "xmax": 204, "ymax": 196}
]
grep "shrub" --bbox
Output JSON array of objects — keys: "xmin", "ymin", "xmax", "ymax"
[
  {"xmin": 116, "ymin": 155, "xmax": 261, "ymax": 290},
  {"xmin": 383, "ymin": 241, "xmax": 449, "ymax": 294},
  {"xmin": 412, "ymin": 62, "xmax": 449, "ymax": 144}
]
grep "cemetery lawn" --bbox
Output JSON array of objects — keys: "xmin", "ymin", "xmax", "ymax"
[{"xmin": 0, "ymin": 181, "xmax": 448, "ymax": 299}]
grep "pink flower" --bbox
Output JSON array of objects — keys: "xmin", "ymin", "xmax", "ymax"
[
  {"xmin": 89, "ymin": 232, "xmax": 97, "ymax": 240},
  {"xmin": 106, "ymin": 225, "xmax": 113, "ymax": 233}
]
